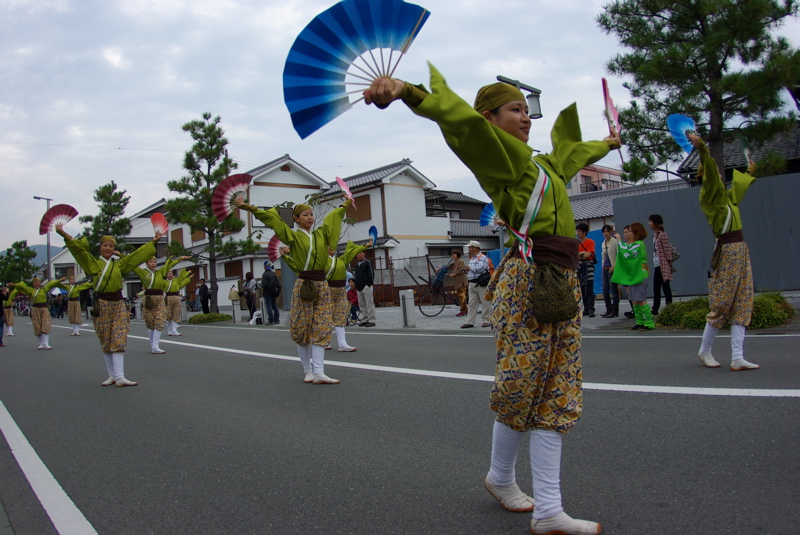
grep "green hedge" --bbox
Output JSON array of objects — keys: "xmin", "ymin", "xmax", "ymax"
[
  {"xmin": 188, "ymin": 313, "xmax": 233, "ymax": 324},
  {"xmin": 657, "ymin": 292, "xmax": 795, "ymax": 330}
]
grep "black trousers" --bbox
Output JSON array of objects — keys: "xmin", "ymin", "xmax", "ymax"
[{"xmin": 653, "ymin": 266, "xmax": 672, "ymax": 312}]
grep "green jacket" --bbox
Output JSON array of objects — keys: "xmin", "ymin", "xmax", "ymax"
[
  {"xmin": 65, "ymin": 236, "xmax": 157, "ymax": 293},
  {"xmin": 697, "ymin": 143, "xmax": 755, "ymax": 236}
]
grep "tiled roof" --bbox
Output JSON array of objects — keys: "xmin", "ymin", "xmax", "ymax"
[
  {"xmin": 327, "ymin": 158, "xmax": 428, "ymax": 193},
  {"xmin": 433, "ymin": 190, "xmax": 486, "ymax": 205},
  {"xmin": 677, "ymin": 121, "xmax": 800, "ymax": 173},
  {"xmin": 570, "ymin": 181, "xmax": 689, "ymax": 220},
  {"xmin": 449, "ymin": 219, "xmax": 500, "ymax": 238}
]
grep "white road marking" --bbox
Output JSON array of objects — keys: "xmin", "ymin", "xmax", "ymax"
[{"xmin": 0, "ymin": 401, "xmax": 97, "ymax": 535}]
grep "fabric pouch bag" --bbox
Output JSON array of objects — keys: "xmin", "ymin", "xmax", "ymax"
[
  {"xmin": 144, "ymin": 295, "xmax": 155, "ymax": 310},
  {"xmin": 299, "ymin": 279, "xmax": 318, "ymax": 302},
  {"xmin": 528, "ymin": 260, "xmax": 578, "ymax": 324}
]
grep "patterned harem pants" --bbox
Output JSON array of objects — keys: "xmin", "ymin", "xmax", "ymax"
[
  {"xmin": 488, "ymin": 257, "xmax": 583, "ymax": 433},
  {"xmin": 289, "ymin": 279, "xmax": 333, "ymax": 346},
  {"xmin": 165, "ymin": 295, "xmax": 181, "ymax": 322},
  {"xmin": 31, "ymin": 307, "xmax": 52, "ymax": 336},
  {"xmin": 68, "ymin": 301, "xmax": 82, "ymax": 324},
  {"xmin": 330, "ymin": 286, "xmax": 350, "ymax": 328},
  {"xmin": 3, "ymin": 307, "xmax": 13, "ymax": 327},
  {"xmin": 143, "ymin": 294, "xmax": 166, "ymax": 331},
  {"xmin": 94, "ymin": 299, "xmax": 130, "ymax": 353},
  {"xmin": 707, "ymin": 242, "xmax": 753, "ymax": 329}
]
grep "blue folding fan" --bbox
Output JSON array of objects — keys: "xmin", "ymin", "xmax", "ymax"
[
  {"xmin": 479, "ymin": 203, "xmax": 497, "ymax": 227},
  {"xmin": 667, "ymin": 114, "xmax": 696, "ymax": 153},
  {"xmin": 369, "ymin": 225, "xmax": 378, "ymax": 246},
  {"xmin": 283, "ymin": 0, "xmax": 431, "ymax": 139}
]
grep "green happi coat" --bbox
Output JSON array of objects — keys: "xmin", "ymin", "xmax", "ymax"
[
  {"xmin": 326, "ymin": 241, "xmax": 368, "ymax": 282},
  {"xmin": 66, "ymin": 280, "xmax": 94, "ymax": 299},
  {"xmin": 697, "ymin": 143, "xmax": 755, "ymax": 236},
  {"xmin": 3, "ymin": 288, "xmax": 18, "ymax": 308},
  {"xmin": 134, "ymin": 256, "xmax": 181, "ymax": 291},
  {"xmin": 14, "ymin": 280, "xmax": 65, "ymax": 304},
  {"xmin": 65, "ymin": 237, "xmax": 157, "ymax": 293},
  {"xmin": 409, "ymin": 64, "xmax": 610, "ymax": 242}
]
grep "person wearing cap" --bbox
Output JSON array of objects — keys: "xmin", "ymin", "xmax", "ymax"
[
  {"xmin": 65, "ymin": 275, "xmax": 94, "ymax": 335},
  {"xmin": 364, "ymin": 65, "xmax": 620, "ymax": 535},
  {"xmin": 9, "ymin": 276, "xmax": 68, "ymax": 349},
  {"xmin": 688, "ymin": 133, "xmax": 759, "ymax": 371},
  {"xmin": 134, "ymin": 254, "xmax": 187, "ymax": 354},
  {"xmin": 56, "ymin": 226, "xmax": 163, "ymax": 386},
  {"xmin": 462, "ymin": 240, "xmax": 492, "ymax": 328},
  {"xmin": 325, "ymin": 241, "xmax": 367, "ymax": 351},
  {"xmin": 164, "ymin": 269, "xmax": 193, "ymax": 336},
  {"xmin": 236, "ymin": 197, "xmax": 351, "ymax": 384},
  {"xmin": 261, "ymin": 261, "xmax": 281, "ymax": 325}
]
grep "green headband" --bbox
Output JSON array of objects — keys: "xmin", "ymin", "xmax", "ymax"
[
  {"xmin": 474, "ymin": 82, "xmax": 525, "ymax": 114},
  {"xmin": 293, "ymin": 204, "xmax": 312, "ymax": 217}
]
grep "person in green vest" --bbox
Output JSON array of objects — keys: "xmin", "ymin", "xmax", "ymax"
[
  {"xmin": 236, "ymin": 197, "xmax": 351, "ymax": 384},
  {"xmin": 363, "ymin": 64, "xmax": 618, "ymax": 535},
  {"xmin": 65, "ymin": 275, "xmax": 94, "ymax": 336},
  {"xmin": 611, "ymin": 223, "xmax": 655, "ymax": 330},
  {"xmin": 688, "ymin": 134, "xmax": 759, "ymax": 371},
  {"xmin": 57, "ymin": 226, "xmax": 162, "ymax": 386},
  {"xmin": 10, "ymin": 276, "xmax": 67, "ymax": 349}
]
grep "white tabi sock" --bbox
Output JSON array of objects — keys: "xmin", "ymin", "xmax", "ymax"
[
  {"xmin": 699, "ymin": 322, "xmax": 719, "ymax": 355},
  {"xmin": 152, "ymin": 329, "xmax": 163, "ymax": 350},
  {"xmin": 334, "ymin": 326, "xmax": 348, "ymax": 349},
  {"xmin": 531, "ymin": 430, "xmax": 564, "ymax": 520},
  {"xmin": 147, "ymin": 329, "xmax": 154, "ymax": 350},
  {"xmin": 112, "ymin": 352, "xmax": 125, "ymax": 380},
  {"xmin": 731, "ymin": 324, "xmax": 746, "ymax": 362},
  {"xmin": 72, "ymin": 324, "xmax": 80, "ymax": 334},
  {"xmin": 296, "ymin": 344, "xmax": 312, "ymax": 373},
  {"xmin": 103, "ymin": 353, "xmax": 114, "ymax": 377},
  {"xmin": 310, "ymin": 344, "xmax": 325, "ymax": 375},
  {"xmin": 487, "ymin": 420, "xmax": 524, "ymax": 487},
  {"xmin": 42, "ymin": 334, "xmax": 50, "ymax": 347}
]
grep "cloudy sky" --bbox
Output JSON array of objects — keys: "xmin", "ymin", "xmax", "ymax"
[{"xmin": 2, "ymin": 0, "xmax": 798, "ymax": 252}]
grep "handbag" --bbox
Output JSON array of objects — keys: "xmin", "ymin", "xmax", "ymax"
[
  {"xmin": 669, "ymin": 242, "xmax": 680, "ymax": 263},
  {"xmin": 299, "ymin": 279, "xmax": 319, "ymax": 301},
  {"xmin": 476, "ymin": 271, "xmax": 491, "ymax": 287},
  {"xmin": 528, "ymin": 260, "xmax": 578, "ymax": 324},
  {"xmin": 228, "ymin": 287, "xmax": 239, "ymax": 301}
]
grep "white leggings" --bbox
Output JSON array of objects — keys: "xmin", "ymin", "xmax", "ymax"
[{"xmin": 486, "ymin": 421, "xmax": 564, "ymax": 519}]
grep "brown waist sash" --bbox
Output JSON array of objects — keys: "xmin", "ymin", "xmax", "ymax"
[
  {"xmin": 144, "ymin": 289, "xmax": 164, "ymax": 296},
  {"xmin": 718, "ymin": 229, "xmax": 744, "ymax": 244},
  {"xmin": 96, "ymin": 291, "xmax": 124, "ymax": 302},
  {"xmin": 299, "ymin": 270, "xmax": 326, "ymax": 281},
  {"xmin": 68, "ymin": 297, "xmax": 80, "ymax": 302},
  {"xmin": 33, "ymin": 303, "xmax": 47, "ymax": 308},
  {"xmin": 166, "ymin": 292, "xmax": 180, "ymax": 296},
  {"xmin": 511, "ymin": 236, "xmax": 580, "ymax": 270},
  {"xmin": 328, "ymin": 279, "xmax": 346, "ymax": 288}
]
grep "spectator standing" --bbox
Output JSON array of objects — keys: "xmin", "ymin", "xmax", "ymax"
[
  {"xmin": 197, "ymin": 278, "xmax": 210, "ymax": 314},
  {"xmin": 346, "ymin": 278, "xmax": 359, "ymax": 324},
  {"xmin": 261, "ymin": 261, "xmax": 281, "ymax": 325},
  {"xmin": 462, "ymin": 240, "xmax": 491, "ymax": 328},
  {"xmin": 648, "ymin": 214, "xmax": 674, "ymax": 315},
  {"xmin": 575, "ymin": 223, "xmax": 596, "ymax": 317},
  {"xmin": 243, "ymin": 272, "xmax": 257, "ymax": 321},
  {"xmin": 447, "ymin": 250, "xmax": 469, "ymax": 316},
  {"xmin": 354, "ymin": 251, "xmax": 376, "ymax": 327},
  {"xmin": 600, "ymin": 225, "xmax": 619, "ymax": 317},
  {"xmin": 612, "ymin": 223, "xmax": 655, "ymax": 330}
]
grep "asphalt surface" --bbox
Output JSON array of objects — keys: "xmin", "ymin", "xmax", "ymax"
[{"xmin": 1, "ymin": 296, "xmax": 798, "ymax": 535}]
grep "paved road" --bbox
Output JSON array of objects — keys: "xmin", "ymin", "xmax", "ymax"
[{"xmin": 1, "ymin": 303, "xmax": 799, "ymax": 535}]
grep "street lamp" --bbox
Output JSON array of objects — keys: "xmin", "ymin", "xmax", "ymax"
[
  {"xmin": 496, "ymin": 75, "xmax": 542, "ymax": 119},
  {"xmin": 33, "ymin": 196, "xmax": 53, "ymax": 280}
]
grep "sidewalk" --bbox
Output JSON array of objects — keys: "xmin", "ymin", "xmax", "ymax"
[{"xmin": 209, "ymin": 291, "xmax": 800, "ymax": 334}]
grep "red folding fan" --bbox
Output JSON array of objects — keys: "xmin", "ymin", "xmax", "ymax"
[
  {"xmin": 267, "ymin": 234, "xmax": 287, "ymax": 263},
  {"xmin": 151, "ymin": 213, "xmax": 169, "ymax": 236},
  {"xmin": 212, "ymin": 174, "xmax": 253, "ymax": 222},
  {"xmin": 39, "ymin": 204, "xmax": 78, "ymax": 235}
]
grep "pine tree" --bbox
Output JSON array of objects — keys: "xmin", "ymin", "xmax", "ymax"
[
  {"xmin": 78, "ymin": 181, "xmax": 132, "ymax": 254},
  {"xmin": 164, "ymin": 113, "xmax": 259, "ymax": 314},
  {"xmin": 0, "ymin": 240, "xmax": 40, "ymax": 283},
  {"xmin": 597, "ymin": 0, "xmax": 799, "ymax": 181}
]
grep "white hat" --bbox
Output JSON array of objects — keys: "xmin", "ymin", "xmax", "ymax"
[{"xmin": 466, "ymin": 240, "xmax": 481, "ymax": 249}]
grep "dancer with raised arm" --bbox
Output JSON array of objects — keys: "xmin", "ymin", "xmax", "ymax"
[
  {"xmin": 325, "ymin": 242, "xmax": 367, "ymax": 352},
  {"xmin": 10, "ymin": 276, "xmax": 67, "ymax": 349},
  {"xmin": 56, "ymin": 226, "xmax": 163, "ymax": 386},
  {"xmin": 65, "ymin": 275, "xmax": 94, "ymax": 336},
  {"xmin": 236, "ymin": 197, "xmax": 351, "ymax": 384},
  {"xmin": 164, "ymin": 269, "xmax": 193, "ymax": 336},
  {"xmin": 364, "ymin": 66, "xmax": 618, "ymax": 535},
  {"xmin": 134, "ymin": 255, "xmax": 188, "ymax": 353}
]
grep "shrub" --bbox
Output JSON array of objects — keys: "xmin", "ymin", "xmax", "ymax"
[
  {"xmin": 657, "ymin": 292, "xmax": 794, "ymax": 330},
  {"xmin": 750, "ymin": 293, "xmax": 795, "ymax": 329},
  {"xmin": 188, "ymin": 313, "xmax": 233, "ymax": 324},
  {"xmin": 681, "ymin": 308, "xmax": 709, "ymax": 330},
  {"xmin": 658, "ymin": 297, "xmax": 709, "ymax": 326}
]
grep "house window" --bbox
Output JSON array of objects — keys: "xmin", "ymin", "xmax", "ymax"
[
  {"xmin": 191, "ymin": 228, "xmax": 205, "ymax": 242},
  {"xmin": 347, "ymin": 194, "xmax": 371, "ymax": 222},
  {"xmin": 278, "ymin": 207, "xmax": 294, "ymax": 227},
  {"xmin": 171, "ymin": 228, "xmax": 184, "ymax": 247}
]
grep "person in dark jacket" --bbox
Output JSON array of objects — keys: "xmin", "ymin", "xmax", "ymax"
[
  {"xmin": 261, "ymin": 261, "xmax": 281, "ymax": 325},
  {"xmin": 197, "ymin": 278, "xmax": 210, "ymax": 314},
  {"xmin": 354, "ymin": 251, "xmax": 375, "ymax": 327}
]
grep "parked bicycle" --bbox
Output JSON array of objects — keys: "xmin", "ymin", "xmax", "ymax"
[{"xmin": 417, "ymin": 261, "xmax": 460, "ymax": 317}]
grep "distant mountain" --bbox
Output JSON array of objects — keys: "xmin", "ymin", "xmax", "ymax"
[{"xmin": 0, "ymin": 243, "xmax": 62, "ymax": 267}]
